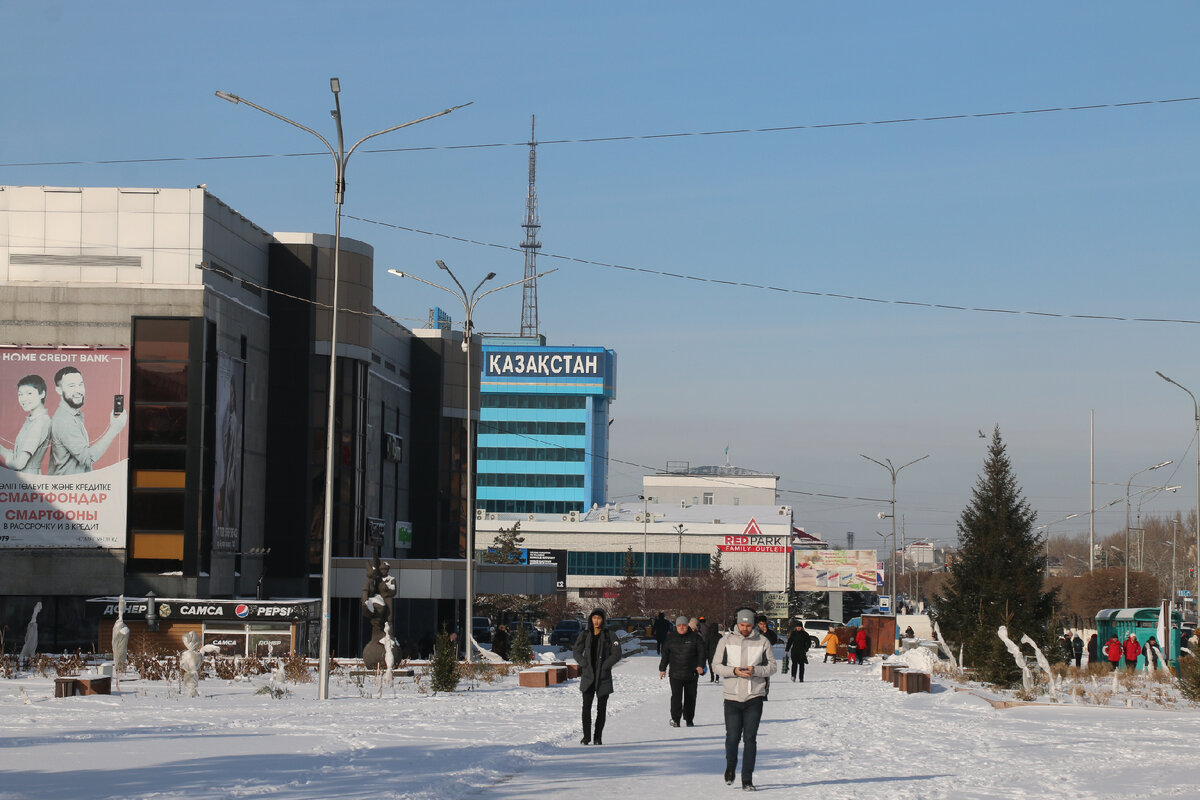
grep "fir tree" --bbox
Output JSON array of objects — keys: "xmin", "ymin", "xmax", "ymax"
[
  {"xmin": 613, "ymin": 546, "xmax": 642, "ymax": 617},
  {"xmin": 508, "ymin": 622, "xmax": 533, "ymax": 665},
  {"xmin": 430, "ymin": 625, "xmax": 460, "ymax": 693},
  {"xmin": 934, "ymin": 426, "xmax": 1057, "ymax": 686}
]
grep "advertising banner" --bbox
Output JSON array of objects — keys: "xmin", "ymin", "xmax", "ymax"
[
  {"xmin": 212, "ymin": 354, "xmax": 244, "ymax": 554},
  {"xmin": 718, "ymin": 534, "xmax": 788, "ymax": 553},
  {"xmin": 0, "ymin": 346, "xmax": 129, "ymax": 548},
  {"xmin": 794, "ymin": 549, "xmax": 878, "ymax": 592},
  {"xmin": 524, "ymin": 548, "xmax": 568, "ymax": 590}
]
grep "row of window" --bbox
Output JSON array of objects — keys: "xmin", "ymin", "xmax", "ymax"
[
  {"xmin": 476, "ymin": 473, "xmax": 585, "ymax": 488},
  {"xmin": 477, "ymin": 447, "xmax": 585, "ymax": 463},
  {"xmin": 480, "ymin": 500, "xmax": 583, "ymax": 514},
  {"xmin": 481, "ymin": 393, "xmax": 586, "ymax": 410},
  {"xmin": 566, "ymin": 551, "xmax": 711, "ymax": 577},
  {"xmin": 478, "ymin": 420, "xmax": 585, "ymax": 436}
]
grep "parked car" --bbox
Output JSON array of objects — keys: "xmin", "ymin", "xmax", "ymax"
[
  {"xmin": 550, "ymin": 618, "xmax": 584, "ymax": 647},
  {"xmin": 472, "ymin": 616, "xmax": 493, "ymax": 644},
  {"xmin": 798, "ymin": 618, "xmax": 840, "ymax": 649}
]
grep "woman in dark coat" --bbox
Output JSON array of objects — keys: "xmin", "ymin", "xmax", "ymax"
[
  {"xmin": 784, "ymin": 621, "xmax": 809, "ymax": 682},
  {"xmin": 573, "ymin": 607, "xmax": 622, "ymax": 745}
]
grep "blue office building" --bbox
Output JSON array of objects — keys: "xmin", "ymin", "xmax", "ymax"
[{"xmin": 478, "ymin": 338, "xmax": 616, "ymax": 514}]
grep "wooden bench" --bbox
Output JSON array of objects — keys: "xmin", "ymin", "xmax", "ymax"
[
  {"xmin": 899, "ymin": 671, "xmax": 931, "ymax": 693},
  {"xmin": 54, "ymin": 676, "xmax": 111, "ymax": 697},
  {"xmin": 518, "ymin": 669, "xmax": 549, "ymax": 687}
]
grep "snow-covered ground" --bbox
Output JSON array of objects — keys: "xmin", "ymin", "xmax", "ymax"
[{"xmin": 4, "ymin": 647, "xmax": 1200, "ymax": 799}]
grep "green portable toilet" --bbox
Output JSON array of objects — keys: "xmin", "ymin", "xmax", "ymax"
[{"xmin": 1095, "ymin": 606, "xmax": 1182, "ymax": 669}]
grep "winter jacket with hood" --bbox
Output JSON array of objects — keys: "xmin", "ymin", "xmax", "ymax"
[
  {"xmin": 573, "ymin": 608, "xmax": 622, "ymax": 697},
  {"xmin": 714, "ymin": 625, "xmax": 777, "ymax": 702},
  {"xmin": 784, "ymin": 627, "xmax": 810, "ymax": 661},
  {"xmin": 1104, "ymin": 637, "xmax": 1122, "ymax": 663},
  {"xmin": 1123, "ymin": 636, "xmax": 1141, "ymax": 665}
]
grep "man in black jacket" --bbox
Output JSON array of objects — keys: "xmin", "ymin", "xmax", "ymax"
[
  {"xmin": 573, "ymin": 608, "xmax": 622, "ymax": 745},
  {"xmin": 659, "ymin": 615, "xmax": 707, "ymax": 727},
  {"xmin": 700, "ymin": 616, "xmax": 721, "ymax": 682}
]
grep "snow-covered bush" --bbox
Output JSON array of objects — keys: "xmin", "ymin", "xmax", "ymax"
[
  {"xmin": 508, "ymin": 623, "xmax": 532, "ymax": 665},
  {"xmin": 1177, "ymin": 655, "xmax": 1200, "ymax": 702},
  {"xmin": 430, "ymin": 628, "xmax": 460, "ymax": 693}
]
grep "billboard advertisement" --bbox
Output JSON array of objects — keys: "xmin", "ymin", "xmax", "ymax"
[
  {"xmin": 212, "ymin": 354, "xmax": 244, "ymax": 554},
  {"xmin": 0, "ymin": 346, "xmax": 129, "ymax": 548},
  {"xmin": 794, "ymin": 549, "xmax": 878, "ymax": 592}
]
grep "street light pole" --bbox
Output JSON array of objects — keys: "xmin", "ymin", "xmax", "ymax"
[
  {"xmin": 1157, "ymin": 371, "xmax": 1200, "ymax": 620},
  {"xmin": 861, "ymin": 453, "xmax": 928, "ymax": 613},
  {"xmin": 388, "ymin": 264, "xmax": 546, "ymax": 663},
  {"xmin": 1126, "ymin": 460, "xmax": 1171, "ymax": 607},
  {"xmin": 216, "ymin": 81, "xmax": 468, "ymax": 700},
  {"xmin": 875, "ymin": 530, "xmax": 896, "ymax": 615}
]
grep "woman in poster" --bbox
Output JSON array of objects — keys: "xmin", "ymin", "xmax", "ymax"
[{"xmin": 0, "ymin": 374, "xmax": 51, "ymax": 473}]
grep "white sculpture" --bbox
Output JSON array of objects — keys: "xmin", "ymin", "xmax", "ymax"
[
  {"xmin": 1019, "ymin": 633, "xmax": 1059, "ymax": 701},
  {"xmin": 931, "ymin": 620, "xmax": 958, "ymax": 668},
  {"xmin": 997, "ymin": 626, "xmax": 1033, "ymax": 692},
  {"xmin": 381, "ymin": 622, "xmax": 397, "ymax": 683},
  {"xmin": 111, "ymin": 595, "xmax": 130, "ymax": 678},
  {"xmin": 18, "ymin": 602, "xmax": 41, "ymax": 664},
  {"xmin": 179, "ymin": 630, "xmax": 219, "ymax": 698}
]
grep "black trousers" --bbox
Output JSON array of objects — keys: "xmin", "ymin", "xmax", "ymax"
[
  {"xmin": 669, "ymin": 675, "xmax": 698, "ymax": 722},
  {"xmin": 790, "ymin": 657, "xmax": 805, "ymax": 681},
  {"xmin": 582, "ymin": 687, "xmax": 608, "ymax": 739},
  {"xmin": 724, "ymin": 696, "xmax": 765, "ymax": 784}
]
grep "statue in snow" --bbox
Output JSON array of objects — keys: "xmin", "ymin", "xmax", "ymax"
[
  {"xmin": 361, "ymin": 557, "xmax": 399, "ymax": 670},
  {"xmin": 997, "ymin": 626, "xmax": 1033, "ymax": 692},
  {"xmin": 19, "ymin": 602, "xmax": 42, "ymax": 665},
  {"xmin": 111, "ymin": 595, "xmax": 130, "ymax": 678},
  {"xmin": 179, "ymin": 630, "xmax": 220, "ymax": 698},
  {"xmin": 1019, "ymin": 633, "xmax": 1059, "ymax": 700}
]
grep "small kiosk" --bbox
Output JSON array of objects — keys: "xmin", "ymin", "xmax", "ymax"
[
  {"xmin": 1095, "ymin": 604, "xmax": 1181, "ymax": 669},
  {"xmin": 88, "ymin": 597, "xmax": 321, "ymax": 658}
]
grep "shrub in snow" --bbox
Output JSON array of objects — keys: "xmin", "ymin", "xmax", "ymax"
[
  {"xmin": 508, "ymin": 624, "xmax": 533, "ymax": 665},
  {"xmin": 430, "ymin": 627, "xmax": 460, "ymax": 694},
  {"xmin": 1177, "ymin": 655, "xmax": 1200, "ymax": 702}
]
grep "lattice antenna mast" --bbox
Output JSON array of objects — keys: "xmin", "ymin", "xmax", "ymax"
[{"xmin": 519, "ymin": 115, "xmax": 541, "ymax": 337}]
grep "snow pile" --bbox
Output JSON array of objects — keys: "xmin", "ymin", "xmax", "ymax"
[{"xmin": 897, "ymin": 646, "xmax": 936, "ymax": 672}]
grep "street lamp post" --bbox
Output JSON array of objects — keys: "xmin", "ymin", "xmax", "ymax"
[
  {"xmin": 388, "ymin": 263, "xmax": 541, "ymax": 663},
  {"xmin": 1156, "ymin": 371, "xmax": 1200, "ymax": 620},
  {"xmin": 861, "ymin": 453, "xmax": 929, "ymax": 613},
  {"xmin": 1036, "ymin": 513, "xmax": 1079, "ymax": 570},
  {"xmin": 1126, "ymin": 460, "xmax": 1172, "ymax": 607},
  {"xmin": 875, "ymin": 530, "xmax": 897, "ymax": 615},
  {"xmin": 216, "ymin": 80, "xmax": 467, "ymax": 700},
  {"xmin": 675, "ymin": 524, "xmax": 686, "ymax": 577}
]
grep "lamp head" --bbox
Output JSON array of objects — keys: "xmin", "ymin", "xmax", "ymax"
[
  {"xmin": 215, "ymin": 91, "xmax": 240, "ymax": 104},
  {"xmin": 485, "ymin": 272, "xmax": 497, "ymax": 281},
  {"xmin": 330, "ymin": 77, "xmax": 341, "ymax": 94},
  {"xmin": 436, "ymin": 259, "xmax": 449, "ymax": 271}
]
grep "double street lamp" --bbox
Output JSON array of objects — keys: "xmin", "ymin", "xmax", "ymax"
[
  {"xmin": 388, "ymin": 262, "xmax": 550, "ymax": 663},
  {"xmin": 1126, "ymin": 460, "xmax": 1172, "ymax": 607},
  {"xmin": 861, "ymin": 453, "xmax": 929, "ymax": 611},
  {"xmin": 216, "ymin": 80, "xmax": 468, "ymax": 698},
  {"xmin": 1156, "ymin": 371, "xmax": 1200, "ymax": 618}
]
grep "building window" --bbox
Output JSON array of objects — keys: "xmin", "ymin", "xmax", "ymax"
[
  {"xmin": 566, "ymin": 551, "xmax": 709, "ymax": 577},
  {"xmin": 703, "ymin": 492, "xmax": 714, "ymax": 505},
  {"xmin": 476, "ymin": 447, "xmax": 585, "ymax": 462},
  {"xmin": 481, "ymin": 393, "xmax": 586, "ymax": 410}
]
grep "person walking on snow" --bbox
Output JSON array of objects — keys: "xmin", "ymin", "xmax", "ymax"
[
  {"xmin": 573, "ymin": 608, "xmax": 622, "ymax": 745},
  {"xmin": 715, "ymin": 608, "xmax": 777, "ymax": 792},
  {"xmin": 659, "ymin": 615, "xmax": 706, "ymax": 727},
  {"xmin": 855, "ymin": 626, "xmax": 869, "ymax": 664},
  {"xmin": 1123, "ymin": 632, "xmax": 1141, "ymax": 671},
  {"xmin": 821, "ymin": 629, "xmax": 840, "ymax": 663},
  {"xmin": 784, "ymin": 620, "xmax": 809, "ymax": 682},
  {"xmin": 700, "ymin": 616, "xmax": 720, "ymax": 681},
  {"xmin": 653, "ymin": 612, "xmax": 669, "ymax": 655},
  {"xmin": 1071, "ymin": 632, "xmax": 1083, "ymax": 668},
  {"xmin": 1104, "ymin": 635, "xmax": 1122, "ymax": 670}
]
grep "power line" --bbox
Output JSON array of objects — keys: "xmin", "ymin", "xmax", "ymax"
[
  {"xmin": 3, "ymin": 95, "xmax": 1196, "ymax": 168},
  {"xmin": 352, "ymin": 214, "xmax": 1200, "ymax": 327}
]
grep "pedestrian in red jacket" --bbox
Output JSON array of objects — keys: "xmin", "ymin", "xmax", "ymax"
[
  {"xmin": 1123, "ymin": 633, "xmax": 1141, "ymax": 671},
  {"xmin": 855, "ymin": 628, "xmax": 868, "ymax": 663},
  {"xmin": 1104, "ymin": 636, "xmax": 1122, "ymax": 670}
]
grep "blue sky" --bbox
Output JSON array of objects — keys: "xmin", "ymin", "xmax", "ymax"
[{"xmin": 3, "ymin": 3, "xmax": 1198, "ymax": 546}]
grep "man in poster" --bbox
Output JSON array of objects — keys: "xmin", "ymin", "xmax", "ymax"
[{"xmin": 48, "ymin": 366, "xmax": 127, "ymax": 475}]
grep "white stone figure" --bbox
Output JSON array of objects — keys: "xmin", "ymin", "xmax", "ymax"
[
  {"xmin": 268, "ymin": 663, "xmax": 287, "ymax": 696},
  {"xmin": 18, "ymin": 602, "xmax": 41, "ymax": 664},
  {"xmin": 111, "ymin": 595, "xmax": 130, "ymax": 679},
  {"xmin": 931, "ymin": 620, "xmax": 958, "ymax": 668},
  {"xmin": 381, "ymin": 622, "xmax": 397, "ymax": 682},
  {"xmin": 179, "ymin": 630, "xmax": 220, "ymax": 698},
  {"xmin": 1020, "ymin": 633, "xmax": 1059, "ymax": 701},
  {"xmin": 997, "ymin": 626, "xmax": 1033, "ymax": 692}
]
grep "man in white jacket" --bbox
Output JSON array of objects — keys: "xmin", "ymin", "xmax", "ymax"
[{"xmin": 713, "ymin": 607, "xmax": 777, "ymax": 792}]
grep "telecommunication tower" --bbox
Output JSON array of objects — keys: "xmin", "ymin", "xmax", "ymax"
[{"xmin": 519, "ymin": 115, "xmax": 541, "ymax": 337}]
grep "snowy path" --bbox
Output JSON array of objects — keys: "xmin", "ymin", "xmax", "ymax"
[
  {"xmin": 6, "ymin": 651, "xmax": 1200, "ymax": 799},
  {"xmin": 468, "ymin": 654, "xmax": 1200, "ymax": 799}
]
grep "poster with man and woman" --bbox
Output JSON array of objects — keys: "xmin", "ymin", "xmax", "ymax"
[{"xmin": 0, "ymin": 346, "xmax": 129, "ymax": 548}]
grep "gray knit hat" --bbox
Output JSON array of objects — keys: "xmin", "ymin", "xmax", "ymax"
[
  {"xmin": 736, "ymin": 609, "xmax": 756, "ymax": 625},
  {"xmin": 675, "ymin": 615, "xmax": 689, "ymax": 626}
]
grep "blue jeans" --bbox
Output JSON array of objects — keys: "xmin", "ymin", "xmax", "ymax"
[{"xmin": 724, "ymin": 697, "xmax": 764, "ymax": 784}]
